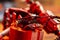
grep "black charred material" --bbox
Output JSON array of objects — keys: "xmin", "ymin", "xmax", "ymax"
[{"xmin": 50, "ymin": 16, "xmax": 60, "ymax": 19}]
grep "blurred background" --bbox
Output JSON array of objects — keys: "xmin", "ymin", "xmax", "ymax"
[{"xmin": 0, "ymin": 0, "xmax": 60, "ymax": 40}]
